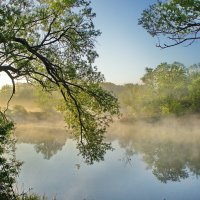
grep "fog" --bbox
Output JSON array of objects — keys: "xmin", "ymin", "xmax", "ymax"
[
  {"xmin": 108, "ymin": 115, "xmax": 200, "ymax": 143},
  {"xmin": 2, "ymin": 91, "xmax": 200, "ymax": 182}
]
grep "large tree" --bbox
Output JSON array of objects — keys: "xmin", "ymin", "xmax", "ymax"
[
  {"xmin": 0, "ymin": 0, "xmax": 119, "ymax": 164},
  {"xmin": 141, "ymin": 62, "xmax": 189, "ymax": 115},
  {"xmin": 139, "ymin": 0, "xmax": 200, "ymax": 48}
]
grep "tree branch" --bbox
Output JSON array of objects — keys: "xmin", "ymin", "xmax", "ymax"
[{"xmin": 3, "ymin": 70, "xmax": 15, "ymax": 113}]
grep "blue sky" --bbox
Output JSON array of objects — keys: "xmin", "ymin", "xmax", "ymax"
[
  {"xmin": 0, "ymin": 0, "xmax": 199, "ymax": 87},
  {"xmin": 91, "ymin": 0, "xmax": 200, "ymax": 84}
]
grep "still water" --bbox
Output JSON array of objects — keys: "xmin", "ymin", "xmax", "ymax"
[{"xmin": 15, "ymin": 116, "xmax": 200, "ymax": 200}]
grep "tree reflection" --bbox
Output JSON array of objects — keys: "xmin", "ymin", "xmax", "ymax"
[
  {"xmin": 16, "ymin": 125, "xmax": 69, "ymax": 160},
  {"xmin": 108, "ymin": 117, "xmax": 200, "ymax": 183},
  {"xmin": 34, "ymin": 141, "xmax": 64, "ymax": 160},
  {"xmin": 8, "ymin": 102, "xmax": 113, "ymax": 163},
  {"xmin": 15, "ymin": 108, "xmax": 200, "ymax": 177},
  {"xmin": 143, "ymin": 142, "xmax": 189, "ymax": 183},
  {"xmin": 77, "ymin": 137, "xmax": 113, "ymax": 165},
  {"xmin": 16, "ymin": 123, "xmax": 112, "ymax": 163}
]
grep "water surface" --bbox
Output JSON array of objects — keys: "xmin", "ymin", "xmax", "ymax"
[{"xmin": 16, "ymin": 116, "xmax": 200, "ymax": 200}]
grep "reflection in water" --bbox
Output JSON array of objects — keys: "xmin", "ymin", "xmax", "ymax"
[
  {"xmin": 15, "ymin": 115, "xmax": 200, "ymax": 183},
  {"xmin": 13, "ymin": 108, "xmax": 111, "ymax": 164},
  {"xmin": 15, "ymin": 124, "xmax": 70, "ymax": 160},
  {"xmin": 108, "ymin": 115, "xmax": 200, "ymax": 183}
]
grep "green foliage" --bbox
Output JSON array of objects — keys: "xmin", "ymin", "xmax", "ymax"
[
  {"xmin": 58, "ymin": 83, "xmax": 119, "ymax": 164},
  {"xmin": 139, "ymin": 0, "xmax": 200, "ymax": 48},
  {"xmin": 34, "ymin": 86, "xmax": 58, "ymax": 112},
  {"xmin": 0, "ymin": 112, "xmax": 49, "ymax": 199},
  {"xmin": 110, "ymin": 62, "xmax": 200, "ymax": 120},
  {"xmin": 0, "ymin": 0, "xmax": 119, "ymax": 163},
  {"xmin": 3, "ymin": 61, "xmax": 200, "ymax": 123},
  {"xmin": 141, "ymin": 62, "xmax": 189, "ymax": 116},
  {"xmin": 0, "ymin": 85, "xmax": 12, "ymax": 101},
  {"xmin": 0, "ymin": 115, "xmax": 22, "ymax": 200},
  {"xmin": 17, "ymin": 193, "xmax": 48, "ymax": 200},
  {"xmin": 188, "ymin": 76, "xmax": 200, "ymax": 112},
  {"xmin": 15, "ymin": 84, "xmax": 35, "ymax": 100},
  {"xmin": 0, "ymin": 84, "xmax": 35, "ymax": 106}
]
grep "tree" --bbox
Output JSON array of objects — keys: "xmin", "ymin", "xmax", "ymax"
[
  {"xmin": 188, "ymin": 76, "xmax": 200, "ymax": 112},
  {"xmin": 0, "ymin": 0, "xmax": 119, "ymax": 164},
  {"xmin": 141, "ymin": 62, "xmax": 189, "ymax": 115},
  {"xmin": 0, "ymin": 115, "xmax": 22, "ymax": 200},
  {"xmin": 139, "ymin": 0, "xmax": 200, "ymax": 48}
]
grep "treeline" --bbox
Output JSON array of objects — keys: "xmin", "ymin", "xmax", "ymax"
[
  {"xmin": 0, "ymin": 83, "xmax": 58, "ymax": 112},
  {"xmin": 0, "ymin": 83, "xmax": 63, "ymax": 124},
  {"xmin": 1, "ymin": 62, "xmax": 200, "ymax": 120},
  {"xmin": 102, "ymin": 62, "xmax": 200, "ymax": 120}
]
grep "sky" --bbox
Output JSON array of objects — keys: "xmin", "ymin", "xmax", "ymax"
[
  {"xmin": 90, "ymin": 0, "xmax": 200, "ymax": 84},
  {"xmin": 0, "ymin": 0, "xmax": 199, "ymax": 87}
]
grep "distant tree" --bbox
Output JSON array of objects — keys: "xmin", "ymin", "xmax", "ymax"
[
  {"xmin": 139, "ymin": 0, "xmax": 200, "ymax": 48},
  {"xmin": 142, "ymin": 62, "xmax": 187, "ymax": 90},
  {"xmin": 118, "ymin": 84, "xmax": 149, "ymax": 118},
  {"xmin": 187, "ymin": 63, "xmax": 200, "ymax": 79},
  {"xmin": 141, "ymin": 62, "xmax": 189, "ymax": 115},
  {"xmin": 188, "ymin": 76, "xmax": 200, "ymax": 112},
  {"xmin": 0, "ymin": 85, "xmax": 12, "ymax": 101},
  {"xmin": 0, "ymin": 0, "xmax": 119, "ymax": 163},
  {"xmin": 34, "ymin": 86, "xmax": 57, "ymax": 112}
]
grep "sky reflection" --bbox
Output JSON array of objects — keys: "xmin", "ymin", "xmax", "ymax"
[{"xmin": 16, "ymin": 116, "xmax": 200, "ymax": 200}]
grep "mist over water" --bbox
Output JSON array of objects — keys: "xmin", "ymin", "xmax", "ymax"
[
  {"xmin": 109, "ymin": 115, "xmax": 200, "ymax": 143},
  {"xmin": 14, "ymin": 114, "xmax": 200, "ymax": 200},
  {"xmin": 3, "ymin": 92, "xmax": 200, "ymax": 199}
]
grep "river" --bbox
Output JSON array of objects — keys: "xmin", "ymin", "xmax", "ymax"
[{"xmin": 15, "ymin": 115, "xmax": 200, "ymax": 200}]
